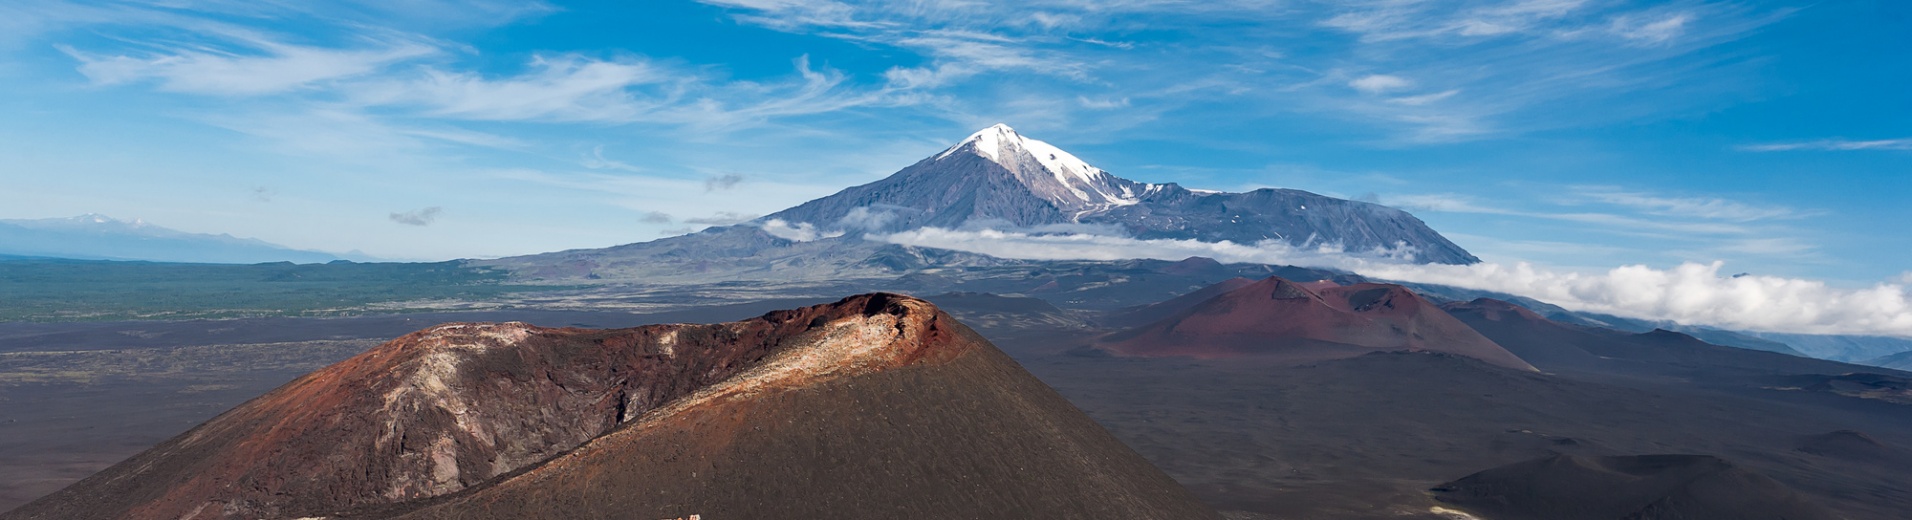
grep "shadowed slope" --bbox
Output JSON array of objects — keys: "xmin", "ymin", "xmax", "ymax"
[
  {"xmin": 1432, "ymin": 454, "xmax": 1837, "ymax": 520},
  {"xmin": 7, "ymin": 294, "xmax": 1216, "ymax": 520},
  {"xmin": 1096, "ymin": 277, "xmax": 1535, "ymax": 371},
  {"xmin": 1795, "ymin": 430, "xmax": 1906, "ymax": 463},
  {"xmin": 1444, "ymin": 298, "xmax": 1912, "ymax": 382}
]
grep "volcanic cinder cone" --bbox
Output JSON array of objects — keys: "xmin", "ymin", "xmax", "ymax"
[
  {"xmin": 6, "ymin": 294, "xmax": 1218, "ymax": 520},
  {"xmin": 1096, "ymin": 277, "xmax": 1537, "ymax": 371}
]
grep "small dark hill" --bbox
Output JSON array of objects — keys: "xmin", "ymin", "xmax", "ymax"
[
  {"xmin": 1096, "ymin": 277, "xmax": 1536, "ymax": 371},
  {"xmin": 1865, "ymin": 349, "xmax": 1912, "ymax": 371},
  {"xmin": 1795, "ymin": 430, "xmax": 1903, "ymax": 462},
  {"xmin": 1767, "ymin": 372, "xmax": 1912, "ymax": 405},
  {"xmin": 1439, "ymin": 298, "xmax": 1609, "ymax": 370},
  {"xmin": 1432, "ymin": 454, "xmax": 1838, "ymax": 520},
  {"xmin": 1444, "ymin": 299, "xmax": 1908, "ymax": 384},
  {"xmin": 1158, "ymin": 256, "xmax": 1228, "ymax": 276},
  {"xmin": 5, "ymin": 294, "xmax": 1216, "ymax": 520}
]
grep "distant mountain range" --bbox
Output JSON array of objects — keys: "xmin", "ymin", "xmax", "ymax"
[
  {"xmin": 487, "ymin": 124, "xmax": 1476, "ymax": 282},
  {"xmin": 767, "ymin": 124, "xmax": 1478, "ymax": 264},
  {"xmin": 0, "ymin": 214, "xmax": 355, "ymax": 264}
]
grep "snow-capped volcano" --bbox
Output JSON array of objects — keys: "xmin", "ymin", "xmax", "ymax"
[
  {"xmin": 935, "ymin": 124, "xmax": 1154, "ymax": 210},
  {"xmin": 760, "ymin": 124, "xmax": 1480, "ymax": 264}
]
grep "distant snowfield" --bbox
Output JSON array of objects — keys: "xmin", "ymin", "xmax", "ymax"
[{"xmin": 871, "ymin": 227, "xmax": 1912, "ymax": 338}]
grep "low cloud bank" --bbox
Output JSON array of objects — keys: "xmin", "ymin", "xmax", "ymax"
[
  {"xmin": 872, "ymin": 227, "xmax": 1912, "ymax": 337},
  {"xmin": 760, "ymin": 219, "xmax": 844, "ymax": 242}
]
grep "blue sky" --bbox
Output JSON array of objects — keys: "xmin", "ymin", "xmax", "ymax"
[{"xmin": 1, "ymin": 0, "xmax": 1907, "ymax": 286}]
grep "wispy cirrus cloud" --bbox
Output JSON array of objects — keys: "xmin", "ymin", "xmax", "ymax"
[
  {"xmin": 1381, "ymin": 183, "xmax": 1825, "ymax": 268},
  {"xmin": 1349, "ymin": 74, "xmax": 1413, "ymax": 93},
  {"xmin": 203, "ymin": 108, "xmax": 524, "ymax": 159},
  {"xmin": 1320, "ymin": 0, "xmax": 1595, "ymax": 42},
  {"xmin": 582, "ymin": 146, "xmax": 645, "ymax": 173},
  {"xmin": 1391, "ymin": 185, "xmax": 1807, "ymax": 224},
  {"xmin": 687, "ymin": 0, "xmax": 1785, "ymax": 143},
  {"xmin": 1570, "ymin": 186, "xmax": 1808, "ymax": 222},
  {"xmin": 1319, "ymin": 0, "xmax": 1700, "ymax": 46},
  {"xmin": 339, "ymin": 52, "xmax": 903, "ymax": 128},
  {"xmin": 42, "ymin": 2, "xmax": 912, "ymax": 142},
  {"xmin": 1740, "ymin": 138, "xmax": 1912, "ymax": 152},
  {"xmin": 41, "ymin": 0, "xmax": 1794, "ymax": 148},
  {"xmin": 1607, "ymin": 12, "xmax": 1693, "ymax": 43},
  {"xmin": 58, "ymin": 30, "xmax": 438, "ymax": 95},
  {"xmin": 1313, "ymin": 2, "xmax": 1784, "ymax": 141},
  {"xmin": 350, "ymin": 54, "xmax": 681, "ymax": 122}
]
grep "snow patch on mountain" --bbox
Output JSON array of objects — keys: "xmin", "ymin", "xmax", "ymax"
[{"xmin": 938, "ymin": 124, "xmax": 1141, "ymax": 207}]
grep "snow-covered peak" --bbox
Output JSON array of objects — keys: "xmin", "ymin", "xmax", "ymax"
[{"xmin": 936, "ymin": 124, "xmax": 1140, "ymax": 208}]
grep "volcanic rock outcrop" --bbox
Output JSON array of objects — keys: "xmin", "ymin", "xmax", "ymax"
[
  {"xmin": 1094, "ymin": 277, "xmax": 1537, "ymax": 371},
  {"xmin": 1431, "ymin": 454, "xmax": 1838, "ymax": 520},
  {"xmin": 5, "ymin": 294, "xmax": 1218, "ymax": 520}
]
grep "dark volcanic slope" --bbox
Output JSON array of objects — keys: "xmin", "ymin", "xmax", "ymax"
[
  {"xmin": 1866, "ymin": 349, "xmax": 1912, "ymax": 370},
  {"xmin": 1795, "ymin": 430, "xmax": 1907, "ymax": 463},
  {"xmin": 6, "ymin": 294, "xmax": 1216, "ymax": 520},
  {"xmin": 1432, "ymin": 454, "xmax": 1838, "ymax": 520},
  {"xmin": 1443, "ymin": 298, "xmax": 1909, "ymax": 382},
  {"xmin": 1097, "ymin": 277, "xmax": 1536, "ymax": 371}
]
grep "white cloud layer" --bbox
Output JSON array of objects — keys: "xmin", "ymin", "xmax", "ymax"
[{"xmin": 872, "ymin": 227, "xmax": 1912, "ymax": 337}]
